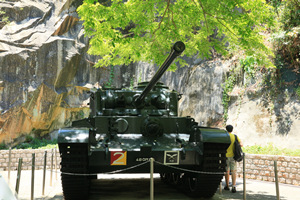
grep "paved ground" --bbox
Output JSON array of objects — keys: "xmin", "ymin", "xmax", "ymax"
[{"xmin": 1, "ymin": 170, "xmax": 299, "ymax": 200}]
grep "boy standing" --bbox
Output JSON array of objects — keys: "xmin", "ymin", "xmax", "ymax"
[{"xmin": 224, "ymin": 125, "xmax": 243, "ymax": 193}]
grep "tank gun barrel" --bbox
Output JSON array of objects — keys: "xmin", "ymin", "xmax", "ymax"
[{"xmin": 134, "ymin": 41, "xmax": 185, "ymax": 107}]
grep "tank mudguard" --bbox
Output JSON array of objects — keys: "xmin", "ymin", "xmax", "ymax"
[
  {"xmin": 57, "ymin": 128, "xmax": 90, "ymax": 143},
  {"xmin": 200, "ymin": 128, "xmax": 231, "ymax": 144}
]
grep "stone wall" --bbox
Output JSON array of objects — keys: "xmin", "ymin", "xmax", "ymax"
[
  {"xmin": 0, "ymin": 148, "xmax": 60, "ymax": 171},
  {"xmin": 237, "ymin": 154, "xmax": 300, "ymax": 186},
  {"xmin": 0, "ymin": 149, "xmax": 299, "ymax": 186}
]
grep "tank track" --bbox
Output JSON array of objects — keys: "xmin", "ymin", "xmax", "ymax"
[
  {"xmin": 160, "ymin": 143, "xmax": 227, "ymax": 198},
  {"xmin": 59, "ymin": 143, "xmax": 91, "ymax": 200}
]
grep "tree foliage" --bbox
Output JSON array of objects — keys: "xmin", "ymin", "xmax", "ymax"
[
  {"xmin": 78, "ymin": 0, "xmax": 275, "ymax": 71},
  {"xmin": 270, "ymin": 0, "xmax": 299, "ymax": 71}
]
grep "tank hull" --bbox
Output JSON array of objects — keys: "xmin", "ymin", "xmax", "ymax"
[
  {"xmin": 58, "ymin": 130, "xmax": 229, "ymax": 199},
  {"xmin": 58, "ymin": 127, "xmax": 230, "ymax": 199}
]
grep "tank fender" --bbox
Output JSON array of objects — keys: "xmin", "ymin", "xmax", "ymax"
[
  {"xmin": 57, "ymin": 128, "xmax": 90, "ymax": 143},
  {"xmin": 200, "ymin": 129, "xmax": 231, "ymax": 144}
]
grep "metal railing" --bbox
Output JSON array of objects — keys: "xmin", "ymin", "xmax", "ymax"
[
  {"xmin": 6, "ymin": 148, "xmax": 58, "ymax": 200},
  {"xmin": 6, "ymin": 150, "xmax": 283, "ymax": 200}
]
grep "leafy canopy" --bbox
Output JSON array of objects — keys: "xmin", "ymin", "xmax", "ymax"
[{"xmin": 78, "ymin": 0, "xmax": 275, "ymax": 71}]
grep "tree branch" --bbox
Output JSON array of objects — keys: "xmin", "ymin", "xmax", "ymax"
[
  {"xmin": 192, "ymin": 0, "xmax": 238, "ymax": 38},
  {"xmin": 153, "ymin": 0, "xmax": 170, "ymax": 35},
  {"xmin": 170, "ymin": 6, "xmax": 177, "ymax": 30},
  {"xmin": 193, "ymin": 0, "xmax": 209, "ymax": 33}
]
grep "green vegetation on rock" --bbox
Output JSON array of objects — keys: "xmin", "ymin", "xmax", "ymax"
[
  {"xmin": 222, "ymin": 0, "xmax": 299, "ymax": 124},
  {"xmin": 0, "ymin": 9, "xmax": 9, "ymax": 28},
  {"xmin": 270, "ymin": 0, "xmax": 299, "ymax": 70}
]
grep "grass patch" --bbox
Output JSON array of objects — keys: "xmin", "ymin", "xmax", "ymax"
[
  {"xmin": 243, "ymin": 143, "xmax": 300, "ymax": 157},
  {"xmin": 15, "ymin": 138, "xmax": 58, "ymax": 149},
  {"xmin": 0, "ymin": 137, "xmax": 58, "ymax": 150},
  {"xmin": 0, "ymin": 142, "xmax": 6, "ymax": 150}
]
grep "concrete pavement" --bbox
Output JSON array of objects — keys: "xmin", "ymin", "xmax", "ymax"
[{"xmin": 1, "ymin": 170, "xmax": 299, "ymax": 200}]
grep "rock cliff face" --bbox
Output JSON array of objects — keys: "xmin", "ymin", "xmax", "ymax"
[
  {"xmin": 137, "ymin": 57, "xmax": 300, "ymax": 149},
  {"xmin": 0, "ymin": 0, "xmax": 134, "ymax": 142},
  {"xmin": 0, "ymin": 0, "xmax": 299, "ymax": 150}
]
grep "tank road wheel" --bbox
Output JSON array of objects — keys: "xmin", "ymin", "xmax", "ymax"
[
  {"xmin": 59, "ymin": 143, "xmax": 90, "ymax": 200},
  {"xmin": 166, "ymin": 173, "xmax": 173, "ymax": 184},
  {"xmin": 181, "ymin": 142, "xmax": 228, "ymax": 198},
  {"xmin": 160, "ymin": 173, "xmax": 168, "ymax": 183},
  {"xmin": 160, "ymin": 172, "xmax": 184, "ymax": 190},
  {"xmin": 171, "ymin": 173, "xmax": 180, "ymax": 185},
  {"xmin": 183, "ymin": 173, "xmax": 223, "ymax": 198},
  {"xmin": 160, "ymin": 173, "xmax": 177, "ymax": 185}
]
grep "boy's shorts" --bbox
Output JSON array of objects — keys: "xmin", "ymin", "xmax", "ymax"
[{"xmin": 226, "ymin": 157, "xmax": 237, "ymax": 171}]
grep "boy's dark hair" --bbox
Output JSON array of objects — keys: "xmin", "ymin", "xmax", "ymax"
[{"xmin": 226, "ymin": 125, "xmax": 233, "ymax": 132}]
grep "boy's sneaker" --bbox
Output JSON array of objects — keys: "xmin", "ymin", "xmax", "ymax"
[
  {"xmin": 224, "ymin": 186, "xmax": 230, "ymax": 190},
  {"xmin": 232, "ymin": 187, "xmax": 236, "ymax": 193}
]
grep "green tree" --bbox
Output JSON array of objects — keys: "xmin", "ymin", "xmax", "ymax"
[
  {"xmin": 78, "ymin": 0, "xmax": 275, "ymax": 71},
  {"xmin": 271, "ymin": 0, "xmax": 299, "ymax": 70}
]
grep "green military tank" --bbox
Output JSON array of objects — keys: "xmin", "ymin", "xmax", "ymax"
[{"xmin": 58, "ymin": 41, "xmax": 231, "ymax": 199}]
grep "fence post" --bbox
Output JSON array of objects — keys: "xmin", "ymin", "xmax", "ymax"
[
  {"xmin": 31, "ymin": 153, "xmax": 35, "ymax": 200},
  {"xmin": 243, "ymin": 153, "xmax": 246, "ymax": 200},
  {"xmin": 274, "ymin": 160, "xmax": 280, "ymax": 200},
  {"xmin": 15, "ymin": 158, "xmax": 23, "ymax": 194},
  {"xmin": 150, "ymin": 158, "xmax": 154, "ymax": 200},
  {"xmin": 50, "ymin": 149, "xmax": 54, "ymax": 186},
  {"xmin": 42, "ymin": 151, "xmax": 47, "ymax": 195},
  {"xmin": 8, "ymin": 147, "xmax": 11, "ymax": 182},
  {"xmin": 55, "ymin": 147, "xmax": 58, "ymax": 180}
]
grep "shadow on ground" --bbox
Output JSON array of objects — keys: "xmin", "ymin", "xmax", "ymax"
[{"xmin": 33, "ymin": 178, "xmax": 290, "ymax": 200}]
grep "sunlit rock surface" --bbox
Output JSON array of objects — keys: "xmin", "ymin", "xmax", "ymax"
[{"xmin": 0, "ymin": 0, "xmax": 132, "ymax": 143}]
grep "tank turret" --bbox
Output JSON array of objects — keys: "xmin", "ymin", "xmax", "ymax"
[
  {"xmin": 88, "ymin": 41, "xmax": 184, "ymax": 118},
  {"xmin": 58, "ymin": 41, "xmax": 231, "ymax": 200}
]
